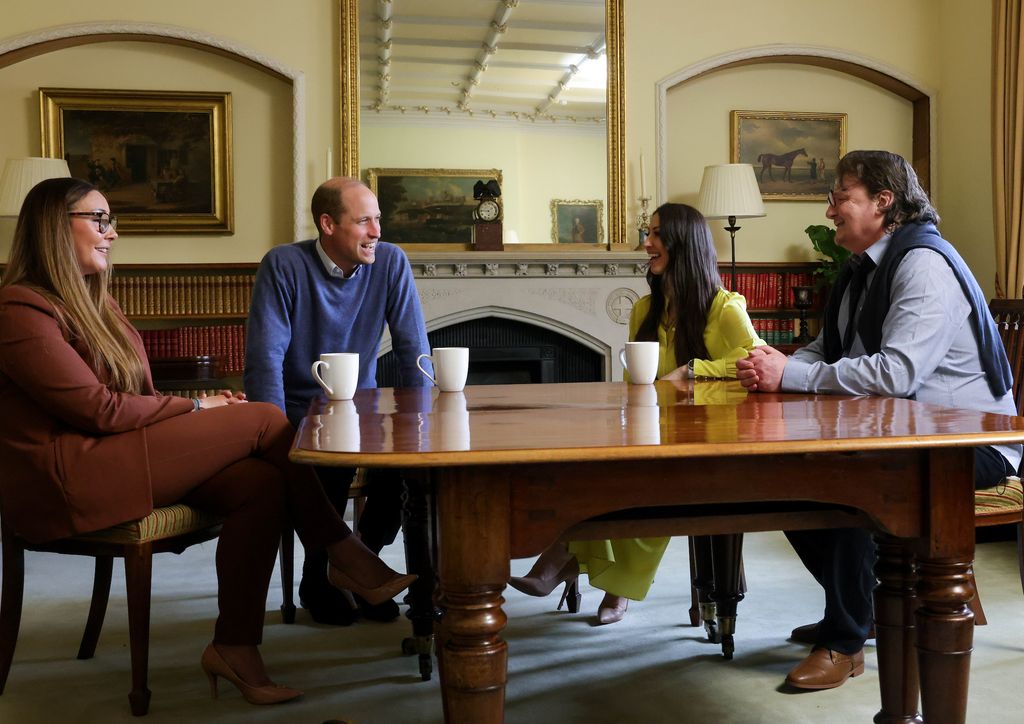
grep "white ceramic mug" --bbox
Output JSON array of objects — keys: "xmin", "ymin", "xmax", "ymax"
[
  {"xmin": 619, "ymin": 341, "xmax": 659, "ymax": 385},
  {"xmin": 416, "ymin": 347, "xmax": 469, "ymax": 392},
  {"xmin": 311, "ymin": 352, "xmax": 359, "ymax": 400}
]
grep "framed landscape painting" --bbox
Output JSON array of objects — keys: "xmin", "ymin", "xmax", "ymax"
[
  {"xmin": 40, "ymin": 88, "xmax": 233, "ymax": 233},
  {"xmin": 730, "ymin": 110, "xmax": 846, "ymax": 201},
  {"xmin": 550, "ymin": 199, "xmax": 604, "ymax": 244},
  {"xmin": 366, "ymin": 167, "xmax": 502, "ymax": 248}
]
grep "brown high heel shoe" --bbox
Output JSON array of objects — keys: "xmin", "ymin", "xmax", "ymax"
[
  {"xmin": 200, "ymin": 644, "xmax": 302, "ymax": 705},
  {"xmin": 596, "ymin": 593, "xmax": 629, "ymax": 626},
  {"xmin": 328, "ymin": 563, "xmax": 417, "ymax": 606},
  {"xmin": 507, "ymin": 558, "xmax": 582, "ymax": 613}
]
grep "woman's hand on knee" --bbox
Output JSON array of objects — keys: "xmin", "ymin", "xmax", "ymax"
[{"xmin": 198, "ymin": 390, "xmax": 248, "ymax": 409}]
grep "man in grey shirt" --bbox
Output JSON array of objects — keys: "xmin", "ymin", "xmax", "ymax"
[{"xmin": 737, "ymin": 150, "xmax": 1020, "ymax": 692}]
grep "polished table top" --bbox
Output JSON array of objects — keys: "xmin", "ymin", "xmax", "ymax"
[{"xmin": 290, "ymin": 380, "xmax": 1024, "ymax": 466}]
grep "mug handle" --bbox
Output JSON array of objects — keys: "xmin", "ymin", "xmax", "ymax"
[
  {"xmin": 416, "ymin": 353, "xmax": 437, "ymax": 385},
  {"xmin": 311, "ymin": 360, "xmax": 334, "ymax": 397},
  {"xmin": 618, "ymin": 347, "xmax": 627, "ymax": 369}
]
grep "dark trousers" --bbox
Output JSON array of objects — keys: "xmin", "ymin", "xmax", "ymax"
[
  {"xmin": 301, "ymin": 465, "xmax": 404, "ymax": 580},
  {"xmin": 145, "ymin": 402, "xmax": 351, "ymax": 645},
  {"xmin": 786, "ymin": 445, "xmax": 1015, "ymax": 653}
]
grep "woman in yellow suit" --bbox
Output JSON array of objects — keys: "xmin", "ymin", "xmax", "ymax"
[{"xmin": 508, "ymin": 203, "xmax": 764, "ymax": 624}]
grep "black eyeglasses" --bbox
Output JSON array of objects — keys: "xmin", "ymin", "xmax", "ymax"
[
  {"xmin": 826, "ymin": 190, "xmax": 837, "ymax": 208},
  {"xmin": 68, "ymin": 212, "xmax": 117, "ymax": 233}
]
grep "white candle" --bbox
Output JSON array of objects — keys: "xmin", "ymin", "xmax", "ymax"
[
  {"xmin": 639, "ymin": 153, "xmax": 647, "ymax": 198},
  {"xmin": 326, "ymin": 147, "xmax": 333, "ymax": 179}
]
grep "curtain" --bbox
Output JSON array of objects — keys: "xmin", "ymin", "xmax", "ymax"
[{"xmin": 994, "ymin": 0, "xmax": 1024, "ymax": 298}]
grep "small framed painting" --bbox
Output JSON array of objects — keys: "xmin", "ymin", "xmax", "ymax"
[
  {"xmin": 365, "ymin": 167, "xmax": 502, "ymax": 249},
  {"xmin": 731, "ymin": 110, "xmax": 847, "ymax": 201},
  {"xmin": 550, "ymin": 199, "xmax": 604, "ymax": 244},
  {"xmin": 40, "ymin": 87, "xmax": 233, "ymax": 233}
]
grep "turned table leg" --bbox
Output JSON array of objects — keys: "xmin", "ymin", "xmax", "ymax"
[{"xmin": 873, "ymin": 535, "xmax": 921, "ymax": 724}]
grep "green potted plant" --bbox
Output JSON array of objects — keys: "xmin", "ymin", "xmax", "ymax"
[{"xmin": 805, "ymin": 224, "xmax": 850, "ymax": 288}]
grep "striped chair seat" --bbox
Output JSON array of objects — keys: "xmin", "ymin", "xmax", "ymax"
[
  {"xmin": 73, "ymin": 504, "xmax": 223, "ymax": 544},
  {"xmin": 975, "ymin": 476, "xmax": 1024, "ymax": 519}
]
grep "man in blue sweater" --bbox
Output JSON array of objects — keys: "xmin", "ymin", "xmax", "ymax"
[
  {"xmin": 737, "ymin": 150, "xmax": 1021, "ymax": 692},
  {"xmin": 245, "ymin": 176, "xmax": 431, "ymax": 624}
]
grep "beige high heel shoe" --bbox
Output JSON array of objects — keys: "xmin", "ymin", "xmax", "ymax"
[
  {"xmin": 328, "ymin": 563, "xmax": 417, "ymax": 606},
  {"xmin": 200, "ymin": 644, "xmax": 302, "ymax": 705},
  {"xmin": 596, "ymin": 593, "xmax": 629, "ymax": 626}
]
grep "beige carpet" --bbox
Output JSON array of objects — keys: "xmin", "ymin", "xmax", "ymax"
[{"xmin": 0, "ymin": 530, "xmax": 1021, "ymax": 723}]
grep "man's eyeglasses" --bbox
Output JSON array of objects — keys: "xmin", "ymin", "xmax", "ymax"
[
  {"xmin": 826, "ymin": 190, "xmax": 837, "ymax": 208},
  {"xmin": 68, "ymin": 212, "xmax": 118, "ymax": 233}
]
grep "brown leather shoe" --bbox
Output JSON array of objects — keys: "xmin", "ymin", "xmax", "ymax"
[
  {"xmin": 789, "ymin": 622, "xmax": 876, "ymax": 645},
  {"xmin": 785, "ymin": 647, "xmax": 865, "ymax": 690}
]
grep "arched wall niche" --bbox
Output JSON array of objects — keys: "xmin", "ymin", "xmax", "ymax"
[
  {"xmin": 0, "ymin": 24, "xmax": 306, "ymax": 239},
  {"xmin": 655, "ymin": 46, "xmax": 934, "ymax": 201}
]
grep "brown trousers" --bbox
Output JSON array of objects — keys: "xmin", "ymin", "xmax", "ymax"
[{"xmin": 144, "ymin": 402, "xmax": 349, "ymax": 644}]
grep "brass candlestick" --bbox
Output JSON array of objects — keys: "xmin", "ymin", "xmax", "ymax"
[{"xmin": 635, "ymin": 195, "xmax": 651, "ymax": 250}]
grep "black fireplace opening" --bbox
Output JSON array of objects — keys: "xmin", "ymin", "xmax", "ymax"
[{"xmin": 376, "ymin": 316, "xmax": 604, "ymax": 387}]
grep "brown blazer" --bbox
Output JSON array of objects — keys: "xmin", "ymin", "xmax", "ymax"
[{"xmin": 0, "ymin": 285, "xmax": 193, "ymax": 543}]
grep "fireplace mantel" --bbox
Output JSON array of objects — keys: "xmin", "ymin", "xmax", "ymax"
[{"xmin": 381, "ymin": 250, "xmax": 652, "ymax": 380}]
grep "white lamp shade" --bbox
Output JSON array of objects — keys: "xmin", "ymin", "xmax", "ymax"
[
  {"xmin": 696, "ymin": 164, "xmax": 766, "ymax": 220},
  {"xmin": 0, "ymin": 157, "xmax": 72, "ymax": 216}
]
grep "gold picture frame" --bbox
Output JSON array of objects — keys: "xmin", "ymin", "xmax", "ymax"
[
  {"xmin": 365, "ymin": 167, "xmax": 502, "ymax": 250},
  {"xmin": 730, "ymin": 110, "xmax": 847, "ymax": 201},
  {"xmin": 550, "ymin": 199, "xmax": 605, "ymax": 244},
  {"xmin": 40, "ymin": 88, "xmax": 233, "ymax": 234}
]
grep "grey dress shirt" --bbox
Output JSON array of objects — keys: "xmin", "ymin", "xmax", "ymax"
[{"xmin": 782, "ymin": 235, "xmax": 1021, "ymax": 472}]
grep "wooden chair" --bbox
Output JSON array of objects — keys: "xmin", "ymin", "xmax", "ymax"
[
  {"xmin": 970, "ymin": 299, "xmax": 1024, "ymax": 624},
  {"xmin": 0, "ymin": 503, "xmax": 224, "ymax": 716}
]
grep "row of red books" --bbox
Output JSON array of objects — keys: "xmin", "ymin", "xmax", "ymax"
[
  {"xmin": 722, "ymin": 272, "xmax": 820, "ymax": 310},
  {"xmin": 111, "ymin": 274, "xmax": 256, "ymax": 317},
  {"xmin": 140, "ymin": 324, "xmax": 246, "ymax": 374}
]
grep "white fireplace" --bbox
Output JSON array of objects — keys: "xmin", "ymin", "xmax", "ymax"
[{"xmin": 379, "ymin": 250, "xmax": 650, "ymax": 381}]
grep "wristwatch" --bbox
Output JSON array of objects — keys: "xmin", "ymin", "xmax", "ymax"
[{"xmin": 687, "ymin": 359, "xmax": 696, "ymax": 378}]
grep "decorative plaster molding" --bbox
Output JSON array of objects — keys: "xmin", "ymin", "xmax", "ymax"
[
  {"xmin": 0, "ymin": 22, "xmax": 307, "ymax": 240},
  {"xmin": 653, "ymin": 44, "xmax": 936, "ymax": 205},
  {"xmin": 606, "ymin": 287, "xmax": 639, "ymax": 325},
  {"xmin": 528, "ymin": 287, "xmax": 598, "ymax": 316}
]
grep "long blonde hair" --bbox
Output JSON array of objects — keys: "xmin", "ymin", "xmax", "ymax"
[{"xmin": 2, "ymin": 177, "xmax": 145, "ymax": 393}]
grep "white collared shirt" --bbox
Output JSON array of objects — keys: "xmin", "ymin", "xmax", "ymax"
[{"xmin": 315, "ymin": 239, "xmax": 362, "ymax": 279}]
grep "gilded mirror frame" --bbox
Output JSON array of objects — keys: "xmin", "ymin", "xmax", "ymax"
[{"xmin": 338, "ymin": 0, "xmax": 626, "ymax": 250}]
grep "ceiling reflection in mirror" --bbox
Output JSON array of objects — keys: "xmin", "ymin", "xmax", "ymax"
[{"xmin": 358, "ymin": 0, "xmax": 606, "ymax": 124}]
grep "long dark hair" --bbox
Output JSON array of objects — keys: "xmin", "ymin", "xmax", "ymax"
[
  {"xmin": 635, "ymin": 203, "xmax": 721, "ymax": 365},
  {"xmin": 2, "ymin": 177, "xmax": 145, "ymax": 393}
]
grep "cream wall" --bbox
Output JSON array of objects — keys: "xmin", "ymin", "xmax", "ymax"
[
  {"xmin": 624, "ymin": 0, "xmax": 999, "ymax": 295},
  {"xmin": 0, "ymin": 0, "xmax": 335, "ymax": 263},
  {"xmin": 0, "ymin": 1, "xmax": 1001, "ymax": 294},
  {"xmin": 665, "ymin": 64, "xmax": 913, "ymax": 263},
  {"xmin": 361, "ymin": 122, "xmax": 606, "ymax": 246}
]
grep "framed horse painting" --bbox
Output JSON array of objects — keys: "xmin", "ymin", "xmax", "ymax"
[{"xmin": 730, "ymin": 110, "xmax": 846, "ymax": 201}]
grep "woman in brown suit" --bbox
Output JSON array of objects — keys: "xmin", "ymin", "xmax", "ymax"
[{"xmin": 0, "ymin": 178, "xmax": 415, "ymax": 705}]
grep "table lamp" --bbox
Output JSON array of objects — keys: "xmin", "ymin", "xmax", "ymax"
[
  {"xmin": 0, "ymin": 157, "xmax": 72, "ymax": 216},
  {"xmin": 696, "ymin": 164, "xmax": 766, "ymax": 292}
]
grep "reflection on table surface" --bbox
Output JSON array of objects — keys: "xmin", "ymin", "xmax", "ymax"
[{"xmin": 291, "ymin": 381, "xmax": 1024, "ymax": 465}]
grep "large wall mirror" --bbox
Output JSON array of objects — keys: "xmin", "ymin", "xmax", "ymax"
[{"xmin": 339, "ymin": 0, "xmax": 625, "ymax": 250}]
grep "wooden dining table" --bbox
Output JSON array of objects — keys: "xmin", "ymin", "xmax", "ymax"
[{"xmin": 289, "ymin": 380, "xmax": 1024, "ymax": 724}]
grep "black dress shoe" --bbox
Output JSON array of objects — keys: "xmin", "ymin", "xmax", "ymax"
[
  {"xmin": 353, "ymin": 593, "xmax": 401, "ymax": 622},
  {"xmin": 790, "ymin": 621, "xmax": 876, "ymax": 645},
  {"xmin": 299, "ymin": 577, "xmax": 359, "ymax": 626}
]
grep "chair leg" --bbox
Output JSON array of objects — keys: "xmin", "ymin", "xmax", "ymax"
[
  {"xmin": 78, "ymin": 556, "xmax": 113, "ymax": 660},
  {"xmin": 0, "ymin": 531, "xmax": 26, "ymax": 695},
  {"xmin": 687, "ymin": 537, "xmax": 700, "ymax": 627},
  {"xmin": 279, "ymin": 528, "xmax": 296, "ymax": 624},
  {"xmin": 123, "ymin": 544, "xmax": 153, "ymax": 716}
]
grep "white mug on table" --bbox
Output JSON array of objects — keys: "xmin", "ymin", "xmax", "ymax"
[
  {"xmin": 311, "ymin": 352, "xmax": 359, "ymax": 400},
  {"xmin": 416, "ymin": 347, "xmax": 469, "ymax": 392},
  {"xmin": 619, "ymin": 341, "xmax": 659, "ymax": 384}
]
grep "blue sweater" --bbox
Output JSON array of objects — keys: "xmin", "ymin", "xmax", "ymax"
[{"xmin": 244, "ymin": 240, "xmax": 431, "ymax": 426}]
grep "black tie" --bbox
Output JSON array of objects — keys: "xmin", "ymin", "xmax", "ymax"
[{"xmin": 842, "ymin": 254, "xmax": 875, "ymax": 353}]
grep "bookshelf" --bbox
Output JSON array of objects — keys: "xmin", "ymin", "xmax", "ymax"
[
  {"xmin": 113, "ymin": 264, "xmax": 258, "ymax": 395},
  {"xmin": 718, "ymin": 262, "xmax": 824, "ymax": 352}
]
